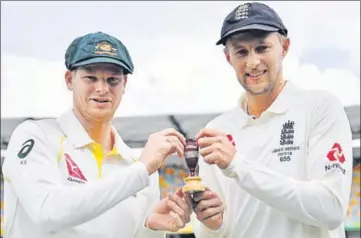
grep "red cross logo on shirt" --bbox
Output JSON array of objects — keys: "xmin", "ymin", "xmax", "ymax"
[{"xmin": 327, "ymin": 143, "xmax": 345, "ymax": 164}]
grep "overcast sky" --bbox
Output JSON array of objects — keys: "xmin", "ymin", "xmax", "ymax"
[{"xmin": 1, "ymin": 1, "xmax": 360, "ymax": 118}]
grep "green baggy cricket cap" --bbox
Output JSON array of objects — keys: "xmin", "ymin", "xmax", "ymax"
[{"xmin": 65, "ymin": 31, "xmax": 134, "ymax": 74}]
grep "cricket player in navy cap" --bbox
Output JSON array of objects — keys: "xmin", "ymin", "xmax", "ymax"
[{"xmin": 191, "ymin": 2, "xmax": 353, "ymax": 238}]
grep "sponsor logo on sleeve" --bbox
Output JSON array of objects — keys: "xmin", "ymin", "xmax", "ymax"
[
  {"xmin": 325, "ymin": 142, "xmax": 346, "ymax": 175},
  {"xmin": 18, "ymin": 139, "xmax": 35, "ymax": 164},
  {"xmin": 327, "ymin": 143, "xmax": 345, "ymax": 163}
]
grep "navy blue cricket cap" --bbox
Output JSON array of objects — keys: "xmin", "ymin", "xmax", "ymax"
[
  {"xmin": 65, "ymin": 32, "xmax": 134, "ymax": 74},
  {"xmin": 216, "ymin": 2, "xmax": 288, "ymax": 45}
]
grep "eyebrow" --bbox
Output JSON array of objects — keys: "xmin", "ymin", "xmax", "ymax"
[
  {"xmin": 81, "ymin": 65, "xmax": 123, "ymax": 75},
  {"xmin": 230, "ymin": 39, "xmax": 267, "ymax": 49}
]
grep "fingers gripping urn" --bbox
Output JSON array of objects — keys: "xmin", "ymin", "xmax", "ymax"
[{"xmin": 182, "ymin": 139, "xmax": 206, "ymax": 193}]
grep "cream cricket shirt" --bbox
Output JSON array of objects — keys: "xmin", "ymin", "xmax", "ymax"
[
  {"xmin": 3, "ymin": 110, "xmax": 164, "ymax": 238},
  {"xmin": 193, "ymin": 82, "xmax": 353, "ymax": 238}
]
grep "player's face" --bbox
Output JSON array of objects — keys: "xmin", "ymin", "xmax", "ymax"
[
  {"xmin": 224, "ymin": 31, "xmax": 289, "ymax": 95},
  {"xmin": 65, "ymin": 63, "xmax": 127, "ymax": 122}
]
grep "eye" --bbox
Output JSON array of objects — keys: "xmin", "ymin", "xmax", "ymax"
[
  {"xmin": 255, "ymin": 45, "xmax": 269, "ymax": 53},
  {"xmin": 236, "ymin": 49, "xmax": 248, "ymax": 56},
  {"xmin": 107, "ymin": 77, "xmax": 121, "ymax": 86},
  {"xmin": 84, "ymin": 76, "xmax": 97, "ymax": 82}
]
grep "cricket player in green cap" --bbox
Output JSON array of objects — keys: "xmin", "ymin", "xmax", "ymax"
[{"xmin": 3, "ymin": 31, "xmax": 192, "ymax": 238}]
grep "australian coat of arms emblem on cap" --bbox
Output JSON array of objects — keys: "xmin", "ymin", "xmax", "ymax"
[{"xmin": 95, "ymin": 41, "xmax": 118, "ymax": 56}]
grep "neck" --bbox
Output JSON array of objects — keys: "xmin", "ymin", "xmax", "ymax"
[
  {"xmin": 73, "ymin": 109, "xmax": 114, "ymax": 153},
  {"xmin": 246, "ymin": 79, "xmax": 287, "ymax": 118}
]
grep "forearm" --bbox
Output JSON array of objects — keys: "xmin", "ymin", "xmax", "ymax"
[
  {"xmin": 135, "ymin": 172, "xmax": 165, "ymax": 238},
  {"xmin": 222, "ymin": 154, "xmax": 349, "ymax": 229},
  {"xmin": 12, "ymin": 162, "xmax": 149, "ymax": 232}
]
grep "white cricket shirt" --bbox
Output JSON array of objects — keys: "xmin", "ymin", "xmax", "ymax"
[
  {"xmin": 3, "ymin": 109, "xmax": 165, "ymax": 238},
  {"xmin": 192, "ymin": 81, "xmax": 353, "ymax": 238}
]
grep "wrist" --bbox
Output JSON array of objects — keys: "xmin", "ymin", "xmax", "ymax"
[
  {"xmin": 139, "ymin": 159, "xmax": 153, "ymax": 175},
  {"xmin": 221, "ymin": 153, "xmax": 238, "ymax": 178},
  {"xmin": 202, "ymin": 214, "xmax": 226, "ymax": 235}
]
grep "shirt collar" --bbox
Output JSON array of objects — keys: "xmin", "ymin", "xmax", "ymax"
[
  {"xmin": 112, "ymin": 130, "xmax": 137, "ymax": 162},
  {"xmin": 237, "ymin": 80, "xmax": 299, "ymax": 116},
  {"xmin": 57, "ymin": 109, "xmax": 135, "ymax": 162},
  {"xmin": 57, "ymin": 109, "xmax": 93, "ymax": 148},
  {"xmin": 266, "ymin": 81, "xmax": 299, "ymax": 114}
]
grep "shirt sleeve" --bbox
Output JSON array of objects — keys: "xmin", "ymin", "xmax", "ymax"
[
  {"xmin": 2, "ymin": 120, "xmax": 150, "ymax": 233},
  {"xmin": 191, "ymin": 153, "xmax": 228, "ymax": 238},
  {"xmin": 221, "ymin": 93, "xmax": 354, "ymax": 230},
  {"xmin": 134, "ymin": 171, "xmax": 166, "ymax": 238}
]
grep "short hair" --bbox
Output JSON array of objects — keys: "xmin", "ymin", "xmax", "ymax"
[
  {"xmin": 225, "ymin": 30, "xmax": 286, "ymax": 48},
  {"xmin": 73, "ymin": 63, "xmax": 125, "ymax": 75}
]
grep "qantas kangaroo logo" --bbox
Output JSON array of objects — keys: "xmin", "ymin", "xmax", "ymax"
[{"xmin": 64, "ymin": 153, "xmax": 87, "ymax": 183}]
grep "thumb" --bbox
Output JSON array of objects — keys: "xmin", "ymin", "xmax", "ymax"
[{"xmin": 175, "ymin": 187, "xmax": 184, "ymax": 198}]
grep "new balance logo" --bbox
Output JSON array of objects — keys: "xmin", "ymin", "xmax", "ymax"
[
  {"xmin": 65, "ymin": 153, "xmax": 87, "ymax": 183},
  {"xmin": 327, "ymin": 143, "xmax": 345, "ymax": 163}
]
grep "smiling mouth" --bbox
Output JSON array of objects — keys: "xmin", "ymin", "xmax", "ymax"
[
  {"xmin": 92, "ymin": 99, "xmax": 111, "ymax": 103},
  {"xmin": 245, "ymin": 70, "xmax": 267, "ymax": 78}
]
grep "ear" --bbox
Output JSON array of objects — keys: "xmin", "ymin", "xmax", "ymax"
[
  {"xmin": 223, "ymin": 47, "xmax": 232, "ymax": 66},
  {"xmin": 65, "ymin": 70, "xmax": 73, "ymax": 91},
  {"xmin": 122, "ymin": 75, "xmax": 128, "ymax": 94},
  {"xmin": 282, "ymin": 38, "xmax": 290, "ymax": 58},
  {"xmin": 123, "ymin": 75, "xmax": 128, "ymax": 87}
]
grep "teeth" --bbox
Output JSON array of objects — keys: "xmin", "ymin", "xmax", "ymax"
[{"xmin": 248, "ymin": 72, "xmax": 264, "ymax": 77}]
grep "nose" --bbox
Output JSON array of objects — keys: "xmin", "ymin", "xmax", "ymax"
[
  {"xmin": 246, "ymin": 52, "xmax": 261, "ymax": 69},
  {"xmin": 94, "ymin": 79, "xmax": 109, "ymax": 95}
]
